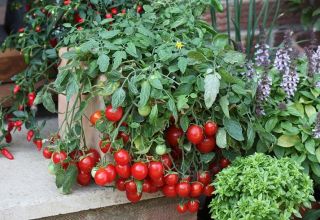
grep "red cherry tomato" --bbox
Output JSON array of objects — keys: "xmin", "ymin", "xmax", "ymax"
[
  {"xmin": 176, "ymin": 203, "xmax": 188, "ymax": 213},
  {"xmin": 1, "ymin": 148, "xmax": 14, "ymax": 160},
  {"xmin": 116, "ymin": 178, "xmax": 126, "ymax": 191},
  {"xmin": 121, "ymin": 9, "xmax": 126, "ymax": 14},
  {"xmin": 187, "ymin": 200, "xmax": 200, "ymax": 213},
  {"xmin": 203, "ymin": 185, "xmax": 215, "ymax": 197},
  {"xmin": 162, "ymin": 185, "xmax": 177, "ymax": 198},
  {"xmin": 187, "ymin": 125, "xmax": 204, "ymax": 145},
  {"xmin": 117, "ymin": 131, "xmax": 130, "ymax": 144},
  {"xmin": 27, "ymin": 130, "xmax": 34, "ymax": 142},
  {"xmin": 77, "ymin": 171, "xmax": 91, "ymax": 186},
  {"xmin": 27, "ymin": 92, "xmax": 36, "ymax": 106},
  {"xmin": 190, "ymin": 182, "xmax": 204, "ymax": 198},
  {"xmin": 33, "ymin": 139, "xmax": 43, "ymax": 151},
  {"xmin": 196, "ymin": 137, "xmax": 216, "ymax": 153},
  {"xmin": 111, "ymin": 7, "xmax": 118, "ymax": 15},
  {"xmin": 94, "ymin": 168, "xmax": 108, "ymax": 186},
  {"xmin": 5, "ymin": 132, "xmax": 12, "ymax": 143},
  {"xmin": 197, "ymin": 171, "xmax": 212, "ymax": 186},
  {"xmin": 125, "ymin": 180, "xmax": 137, "ymax": 194},
  {"xmin": 151, "ymin": 176, "xmax": 165, "ymax": 187},
  {"xmin": 78, "ymin": 155, "xmax": 96, "ymax": 173},
  {"xmin": 86, "ymin": 148, "xmax": 101, "ymax": 164},
  {"xmin": 126, "ymin": 191, "xmax": 142, "ymax": 203},
  {"xmin": 220, "ymin": 158, "xmax": 231, "ymax": 169},
  {"xmin": 131, "ymin": 162, "xmax": 148, "ymax": 180},
  {"xmin": 114, "ymin": 149, "xmax": 131, "ymax": 165},
  {"xmin": 90, "ymin": 110, "xmax": 102, "ymax": 125},
  {"xmin": 142, "ymin": 179, "xmax": 152, "ymax": 193},
  {"xmin": 43, "ymin": 147, "xmax": 53, "ymax": 159},
  {"xmin": 115, "ymin": 164, "xmax": 131, "ymax": 179},
  {"xmin": 176, "ymin": 182, "xmax": 191, "ymax": 198},
  {"xmin": 136, "ymin": 5, "xmax": 143, "ymax": 14},
  {"xmin": 148, "ymin": 161, "xmax": 164, "ymax": 180},
  {"xmin": 164, "ymin": 173, "xmax": 179, "ymax": 186},
  {"xmin": 52, "ymin": 151, "xmax": 68, "ymax": 168},
  {"xmin": 105, "ymin": 105, "xmax": 123, "ymax": 122},
  {"xmin": 204, "ymin": 121, "xmax": 218, "ymax": 137},
  {"xmin": 99, "ymin": 138, "xmax": 112, "ymax": 153},
  {"xmin": 35, "ymin": 25, "xmax": 41, "ymax": 32},
  {"xmin": 13, "ymin": 85, "xmax": 20, "ymax": 94},
  {"xmin": 49, "ymin": 38, "xmax": 58, "ymax": 47},
  {"xmin": 165, "ymin": 126, "xmax": 183, "ymax": 147},
  {"xmin": 105, "ymin": 13, "xmax": 113, "ymax": 19},
  {"xmin": 161, "ymin": 154, "xmax": 173, "ymax": 170},
  {"xmin": 105, "ymin": 164, "xmax": 116, "ymax": 182}
]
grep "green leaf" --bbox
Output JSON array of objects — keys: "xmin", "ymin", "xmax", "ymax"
[
  {"xmin": 112, "ymin": 88, "xmax": 126, "ymax": 108},
  {"xmin": 219, "ymin": 95, "xmax": 230, "ymax": 118},
  {"xmin": 97, "ymin": 54, "xmax": 110, "ymax": 72},
  {"xmin": 149, "ymin": 104, "xmax": 158, "ymax": 124},
  {"xmin": 112, "ymin": 51, "xmax": 127, "ymax": 70},
  {"xmin": 246, "ymin": 124, "xmax": 255, "ymax": 150},
  {"xmin": 316, "ymin": 147, "xmax": 320, "ymax": 163},
  {"xmin": 311, "ymin": 163, "xmax": 320, "ymax": 176},
  {"xmin": 212, "ymin": 34, "xmax": 229, "ymax": 50},
  {"xmin": 126, "ymin": 42, "xmax": 138, "ymax": 58},
  {"xmin": 187, "ymin": 51, "xmax": 206, "ymax": 62},
  {"xmin": 149, "ymin": 78, "xmax": 163, "ymax": 90},
  {"xmin": 43, "ymin": 92, "xmax": 56, "ymax": 113},
  {"xmin": 168, "ymin": 98, "xmax": 178, "ymax": 122},
  {"xmin": 66, "ymin": 76, "xmax": 79, "ymax": 101},
  {"xmin": 180, "ymin": 115, "xmax": 190, "ymax": 132},
  {"xmin": 265, "ymin": 118, "xmax": 278, "ymax": 132},
  {"xmin": 305, "ymin": 139, "xmax": 316, "ymax": 155},
  {"xmin": 57, "ymin": 164, "xmax": 78, "ymax": 195},
  {"xmin": 177, "ymin": 95, "xmax": 188, "ymax": 111},
  {"xmin": 204, "ymin": 74, "xmax": 220, "ymax": 109},
  {"xmin": 200, "ymin": 152, "xmax": 215, "ymax": 163},
  {"xmin": 223, "ymin": 51, "xmax": 246, "ymax": 65},
  {"xmin": 138, "ymin": 81, "xmax": 151, "ymax": 107},
  {"xmin": 277, "ymin": 135, "xmax": 300, "ymax": 148},
  {"xmin": 223, "ymin": 118, "xmax": 244, "ymax": 141},
  {"xmin": 178, "ymin": 57, "xmax": 188, "ymax": 73},
  {"xmin": 74, "ymin": 101, "xmax": 89, "ymax": 121},
  {"xmin": 216, "ymin": 128, "xmax": 227, "ymax": 148},
  {"xmin": 99, "ymin": 30, "xmax": 120, "ymax": 39}
]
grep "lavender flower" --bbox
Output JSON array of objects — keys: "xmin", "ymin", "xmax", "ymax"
[
  {"xmin": 274, "ymin": 32, "xmax": 292, "ymax": 73},
  {"xmin": 280, "ymin": 67, "xmax": 299, "ymax": 98},
  {"xmin": 255, "ymin": 73, "xmax": 272, "ymax": 116},
  {"xmin": 313, "ymin": 112, "xmax": 320, "ymax": 139},
  {"xmin": 244, "ymin": 61, "xmax": 256, "ymax": 79},
  {"xmin": 254, "ymin": 27, "xmax": 270, "ymax": 68}
]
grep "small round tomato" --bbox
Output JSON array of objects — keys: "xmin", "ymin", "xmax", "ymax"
[
  {"xmin": 190, "ymin": 182, "xmax": 204, "ymax": 198},
  {"xmin": 148, "ymin": 161, "xmax": 164, "ymax": 180},
  {"xmin": 165, "ymin": 126, "xmax": 183, "ymax": 147},
  {"xmin": 5, "ymin": 132, "xmax": 12, "ymax": 143},
  {"xmin": 155, "ymin": 144, "xmax": 167, "ymax": 156},
  {"xmin": 78, "ymin": 155, "xmax": 96, "ymax": 173},
  {"xmin": 77, "ymin": 171, "xmax": 91, "ymax": 186},
  {"xmin": 162, "ymin": 185, "xmax": 177, "ymax": 198},
  {"xmin": 186, "ymin": 125, "xmax": 204, "ymax": 145},
  {"xmin": 161, "ymin": 154, "xmax": 173, "ymax": 170},
  {"xmin": 196, "ymin": 137, "xmax": 216, "ymax": 153},
  {"xmin": 187, "ymin": 200, "xmax": 200, "ymax": 213},
  {"xmin": 105, "ymin": 164, "xmax": 116, "ymax": 183},
  {"xmin": 197, "ymin": 171, "xmax": 212, "ymax": 186},
  {"xmin": 203, "ymin": 185, "xmax": 215, "ymax": 197},
  {"xmin": 176, "ymin": 182, "xmax": 191, "ymax": 198},
  {"xmin": 151, "ymin": 176, "xmax": 165, "ymax": 187},
  {"xmin": 126, "ymin": 191, "xmax": 142, "ymax": 203},
  {"xmin": 136, "ymin": 5, "xmax": 143, "ymax": 13},
  {"xmin": 164, "ymin": 173, "xmax": 179, "ymax": 186},
  {"xmin": 176, "ymin": 203, "xmax": 188, "ymax": 213},
  {"xmin": 125, "ymin": 180, "xmax": 137, "ymax": 194},
  {"xmin": 115, "ymin": 164, "xmax": 131, "ymax": 179},
  {"xmin": 33, "ymin": 139, "xmax": 43, "ymax": 151},
  {"xmin": 121, "ymin": 9, "xmax": 126, "ymax": 14},
  {"xmin": 90, "ymin": 110, "xmax": 102, "ymax": 125},
  {"xmin": 117, "ymin": 131, "xmax": 130, "ymax": 144},
  {"xmin": 86, "ymin": 148, "xmax": 101, "ymax": 164},
  {"xmin": 138, "ymin": 105, "xmax": 151, "ymax": 117},
  {"xmin": 142, "ymin": 179, "xmax": 151, "ymax": 193},
  {"xmin": 52, "ymin": 151, "xmax": 67, "ymax": 164},
  {"xmin": 105, "ymin": 105, "xmax": 123, "ymax": 122},
  {"xmin": 94, "ymin": 168, "xmax": 108, "ymax": 186},
  {"xmin": 131, "ymin": 162, "xmax": 148, "ymax": 180},
  {"xmin": 114, "ymin": 149, "xmax": 131, "ymax": 165},
  {"xmin": 149, "ymin": 184, "xmax": 158, "ymax": 193},
  {"xmin": 105, "ymin": 13, "xmax": 113, "ymax": 19},
  {"xmin": 204, "ymin": 121, "xmax": 218, "ymax": 137},
  {"xmin": 99, "ymin": 138, "xmax": 112, "ymax": 153},
  {"xmin": 111, "ymin": 7, "xmax": 118, "ymax": 15},
  {"xmin": 35, "ymin": 25, "xmax": 41, "ymax": 32},
  {"xmin": 116, "ymin": 178, "xmax": 126, "ymax": 191},
  {"xmin": 43, "ymin": 147, "xmax": 53, "ymax": 159},
  {"xmin": 27, "ymin": 130, "xmax": 34, "ymax": 142},
  {"xmin": 220, "ymin": 158, "xmax": 231, "ymax": 169}
]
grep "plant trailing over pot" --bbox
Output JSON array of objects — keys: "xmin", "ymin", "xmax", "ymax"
[{"xmin": 209, "ymin": 153, "xmax": 315, "ymax": 220}]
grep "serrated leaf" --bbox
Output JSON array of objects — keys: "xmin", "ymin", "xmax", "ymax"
[
  {"xmin": 112, "ymin": 51, "xmax": 127, "ymax": 70},
  {"xmin": 204, "ymin": 74, "xmax": 220, "ymax": 109},
  {"xmin": 66, "ymin": 76, "xmax": 79, "ymax": 101},
  {"xmin": 97, "ymin": 54, "xmax": 110, "ymax": 72},
  {"xmin": 216, "ymin": 128, "xmax": 227, "ymax": 148},
  {"xmin": 58, "ymin": 164, "xmax": 78, "ymax": 195},
  {"xmin": 219, "ymin": 95, "xmax": 229, "ymax": 118},
  {"xmin": 128, "ymin": 79, "xmax": 139, "ymax": 95},
  {"xmin": 188, "ymin": 51, "xmax": 206, "ymax": 62},
  {"xmin": 112, "ymin": 88, "xmax": 126, "ymax": 108},
  {"xmin": 99, "ymin": 30, "xmax": 120, "ymax": 39},
  {"xmin": 138, "ymin": 81, "xmax": 151, "ymax": 107},
  {"xmin": 43, "ymin": 92, "xmax": 56, "ymax": 113},
  {"xmin": 177, "ymin": 95, "xmax": 188, "ymax": 111},
  {"xmin": 125, "ymin": 42, "xmax": 138, "ymax": 58},
  {"xmin": 149, "ymin": 78, "xmax": 163, "ymax": 90},
  {"xmin": 180, "ymin": 115, "xmax": 190, "ymax": 132},
  {"xmin": 223, "ymin": 50, "xmax": 246, "ymax": 65},
  {"xmin": 223, "ymin": 117, "xmax": 244, "ymax": 141},
  {"xmin": 178, "ymin": 57, "xmax": 188, "ymax": 73},
  {"xmin": 149, "ymin": 104, "xmax": 158, "ymax": 124},
  {"xmin": 277, "ymin": 135, "xmax": 300, "ymax": 148},
  {"xmin": 168, "ymin": 98, "xmax": 178, "ymax": 122}
]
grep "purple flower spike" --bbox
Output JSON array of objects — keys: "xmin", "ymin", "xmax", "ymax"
[
  {"xmin": 274, "ymin": 31, "xmax": 293, "ymax": 73},
  {"xmin": 280, "ymin": 67, "xmax": 299, "ymax": 98},
  {"xmin": 313, "ymin": 112, "xmax": 320, "ymax": 139}
]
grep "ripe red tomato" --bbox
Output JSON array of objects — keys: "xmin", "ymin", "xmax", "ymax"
[
  {"xmin": 115, "ymin": 164, "xmax": 131, "ymax": 179},
  {"xmin": 162, "ymin": 185, "xmax": 177, "ymax": 198},
  {"xmin": 161, "ymin": 154, "xmax": 173, "ymax": 170},
  {"xmin": 210, "ymin": 162, "xmax": 221, "ymax": 175},
  {"xmin": 94, "ymin": 168, "xmax": 108, "ymax": 186},
  {"xmin": 125, "ymin": 180, "xmax": 137, "ymax": 193},
  {"xmin": 116, "ymin": 178, "xmax": 126, "ymax": 191},
  {"xmin": 196, "ymin": 137, "xmax": 216, "ymax": 153},
  {"xmin": 176, "ymin": 182, "xmax": 191, "ymax": 198},
  {"xmin": 43, "ymin": 147, "xmax": 53, "ymax": 159},
  {"xmin": 52, "ymin": 151, "xmax": 67, "ymax": 164},
  {"xmin": 204, "ymin": 121, "xmax": 218, "ymax": 137},
  {"xmin": 13, "ymin": 85, "xmax": 20, "ymax": 94},
  {"xmin": 151, "ymin": 176, "xmax": 165, "ymax": 187},
  {"xmin": 176, "ymin": 203, "xmax": 188, "ymax": 213},
  {"xmin": 164, "ymin": 173, "xmax": 179, "ymax": 186},
  {"xmin": 5, "ymin": 132, "xmax": 12, "ymax": 143},
  {"xmin": 126, "ymin": 191, "xmax": 142, "ymax": 203},
  {"xmin": 187, "ymin": 200, "xmax": 200, "ymax": 213},
  {"xmin": 117, "ymin": 131, "xmax": 130, "ymax": 144},
  {"xmin": 33, "ymin": 139, "xmax": 43, "ymax": 151},
  {"xmin": 136, "ymin": 5, "xmax": 143, "ymax": 14},
  {"xmin": 111, "ymin": 7, "xmax": 118, "ymax": 15},
  {"xmin": 77, "ymin": 171, "xmax": 91, "ymax": 186},
  {"xmin": 105, "ymin": 13, "xmax": 113, "ymax": 19},
  {"xmin": 35, "ymin": 25, "xmax": 41, "ymax": 32},
  {"xmin": 105, "ymin": 164, "xmax": 116, "ymax": 182},
  {"xmin": 27, "ymin": 130, "xmax": 34, "ymax": 142},
  {"xmin": 27, "ymin": 92, "xmax": 36, "ymax": 106},
  {"xmin": 186, "ymin": 125, "xmax": 204, "ymax": 145},
  {"xmin": 105, "ymin": 105, "xmax": 123, "ymax": 122},
  {"xmin": 197, "ymin": 171, "xmax": 212, "ymax": 186},
  {"xmin": 203, "ymin": 185, "xmax": 215, "ymax": 197},
  {"xmin": 99, "ymin": 138, "xmax": 112, "ymax": 153},
  {"xmin": 220, "ymin": 158, "xmax": 231, "ymax": 168},
  {"xmin": 165, "ymin": 126, "xmax": 183, "ymax": 147},
  {"xmin": 181, "ymin": 176, "xmax": 192, "ymax": 183},
  {"xmin": 86, "ymin": 148, "xmax": 101, "ymax": 164},
  {"xmin": 142, "ymin": 179, "xmax": 151, "ymax": 193},
  {"xmin": 121, "ymin": 9, "xmax": 126, "ymax": 14},
  {"xmin": 190, "ymin": 182, "xmax": 204, "ymax": 198},
  {"xmin": 131, "ymin": 162, "xmax": 148, "ymax": 180},
  {"xmin": 69, "ymin": 149, "xmax": 83, "ymax": 160},
  {"xmin": 148, "ymin": 161, "xmax": 164, "ymax": 180},
  {"xmin": 78, "ymin": 156, "xmax": 96, "ymax": 173},
  {"xmin": 114, "ymin": 149, "xmax": 131, "ymax": 165},
  {"xmin": 90, "ymin": 110, "xmax": 102, "ymax": 125}
]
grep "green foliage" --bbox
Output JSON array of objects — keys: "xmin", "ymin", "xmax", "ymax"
[{"xmin": 209, "ymin": 153, "xmax": 315, "ymax": 220}]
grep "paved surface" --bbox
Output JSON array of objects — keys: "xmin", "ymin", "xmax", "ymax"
[{"xmin": 0, "ymin": 118, "xmax": 164, "ymax": 220}]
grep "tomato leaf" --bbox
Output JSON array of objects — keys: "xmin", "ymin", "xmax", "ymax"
[
  {"xmin": 204, "ymin": 74, "xmax": 220, "ymax": 109},
  {"xmin": 58, "ymin": 164, "xmax": 78, "ymax": 195},
  {"xmin": 112, "ymin": 88, "xmax": 126, "ymax": 108},
  {"xmin": 138, "ymin": 81, "xmax": 151, "ymax": 107},
  {"xmin": 167, "ymin": 98, "xmax": 178, "ymax": 122},
  {"xmin": 216, "ymin": 128, "xmax": 227, "ymax": 148},
  {"xmin": 42, "ymin": 91, "xmax": 56, "ymax": 113},
  {"xmin": 200, "ymin": 152, "xmax": 215, "ymax": 163},
  {"xmin": 223, "ymin": 117, "xmax": 244, "ymax": 141},
  {"xmin": 126, "ymin": 42, "xmax": 138, "ymax": 58},
  {"xmin": 112, "ymin": 51, "xmax": 127, "ymax": 70},
  {"xmin": 97, "ymin": 54, "xmax": 110, "ymax": 72},
  {"xmin": 219, "ymin": 95, "xmax": 229, "ymax": 118},
  {"xmin": 178, "ymin": 57, "xmax": 188, "ymax": 73},
  {"xmin": 180, "ymin": 115, "xmax": 190, "ymax": 132}
]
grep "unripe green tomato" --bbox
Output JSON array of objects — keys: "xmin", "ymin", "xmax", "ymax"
[
  {"xmin": 155, "ymin": 144, "xmax": 167, "ymax": 156},
  {"xmin": 134, "ymin": 136, "xmax": 143, "ymax": 150},
  {"xmin": 138, "ymin": 105, "xmax": 151, "ymax": 117},
  {"xmin": 48, "ymin": 162, "xmax": 56, "ymax": 175}
]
